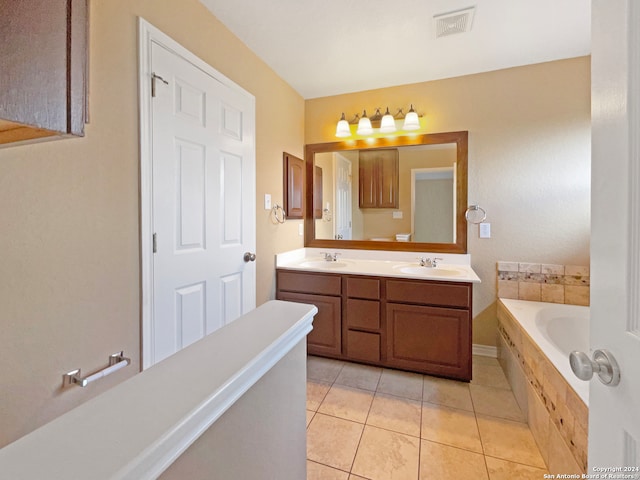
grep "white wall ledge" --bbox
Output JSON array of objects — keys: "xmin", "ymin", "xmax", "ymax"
[{"xmin": 0, "ymin": 300, "xmax": 316, "ymax": 480}]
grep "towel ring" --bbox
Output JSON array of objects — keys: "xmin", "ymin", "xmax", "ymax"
[
  {"xmin": 465, "ymin": 204, "xmax": 487, "ymax": 224},
  {"xmin": 271, "ymin": 204, "xmax": 286, "ymax": 224}
]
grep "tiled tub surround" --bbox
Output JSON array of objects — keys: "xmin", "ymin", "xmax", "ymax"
[
  {"xmin": 497, "ymin": 262, "xmax": 590, "ymax": 306},
  {"xmin": 497, "ymin": 299, "xmax": 588, "ymax": 474}
]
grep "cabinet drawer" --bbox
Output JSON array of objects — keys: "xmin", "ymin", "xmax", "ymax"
[
  {"xmin": 277, "ymin": 270, "xmax": 341, "ymax": 296},
  {"xmin": 346, "ymin": 299, "xmax": 380, "ymax": 330},
  {"xmin": 386, "ymin": 280, "xmax": 471, "ymax": 308},
  {"xmin": 346, "ymin": 277, "xmax": 380, "ymax": 299},
  {"xmin": 347, "ymin": 331, "xmax": 380, "ymax": 363}
]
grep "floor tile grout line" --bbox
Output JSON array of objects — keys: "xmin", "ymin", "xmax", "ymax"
[
  {"xmin": 421, "ymin": 398, "xmax": 475, "ymax": 413},
  {"xmin": 483, "ymin": 453, "xmax": 550, "ymax": 471},
  {"xmin": 347, "ymin": 415, "xmax": 368, "ymax": 476},
  {"xmin": 419, "ymin": 437, "xmax": 489, "ymax": 457},
  {"xmin": 346, "ymin": 376, "xmax": 380, "ymax": 476},
  {"xmin": 306, "ymin": 458, "xmax": 352, "ymax": 477}
]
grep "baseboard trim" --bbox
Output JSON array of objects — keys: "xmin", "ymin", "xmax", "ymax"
[{"xmin": 472, "ymin": 344, "xmax": 498, "ymax": 358}]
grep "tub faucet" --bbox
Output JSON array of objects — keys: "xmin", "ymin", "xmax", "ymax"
[
  {"xmin": 419, "ymin": 257, "xmax": 443, "ymax": 267},
  {"xmin": 320, "ymin": 252, "xmax": 341, "ymax": 262}
]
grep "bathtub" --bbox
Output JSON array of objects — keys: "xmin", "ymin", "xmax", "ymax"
[{"xmin": 499, "ymin": 298, "xmax": 590, "ymax": 405}]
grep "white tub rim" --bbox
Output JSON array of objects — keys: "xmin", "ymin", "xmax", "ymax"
[{"xmin": 499, "ymin": 298, "xmax": 589, "ymax": 405}]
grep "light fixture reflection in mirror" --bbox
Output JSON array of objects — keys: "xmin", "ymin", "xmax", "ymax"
[{"xmin": 304, "ymin": 131, "xmax": 468, "ymax": 253}]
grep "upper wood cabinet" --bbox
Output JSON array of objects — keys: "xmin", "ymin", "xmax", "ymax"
[
  {"xmin": 283, "ymin": 152, "xmax": 304, "ymax": 219},
  {"xmin": 358, "ymin": 149, "xmax": 399, "ymax": 208},
  {"xmin": 0, "ymin": 0, "xmax": 88, "ymax": 146}
]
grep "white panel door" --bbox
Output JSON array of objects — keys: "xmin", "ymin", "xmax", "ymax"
[
  {"xmin": 149, "ymin": 41, "xmax": 255, "ymax": 365},
  {"xmin": 334, "ymin": 153, "xmax": 352, "ymax": 240},
  {"xmin": 589, "ymin": 0, "xmax": 640, "ymax": 470}
]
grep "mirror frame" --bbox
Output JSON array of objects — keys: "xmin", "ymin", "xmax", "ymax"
[{"xmin": 304, "ymin": 131, "xmax": 468, "ymax": 253}]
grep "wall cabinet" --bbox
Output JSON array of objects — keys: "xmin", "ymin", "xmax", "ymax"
[
  {"xmin": 283, "ymin": 152, "xmax": 304, "ymax": 219},
  {"xmin": 0, "ymin": 0, "xmax": 88, "ymax": 146},
  {"xmin": 358, "ymin": 149, "xmax": 399, "ymax": 208},
  {"xmin": 276, "ymin": 269, "xmax": 472, "ymax": 380}
]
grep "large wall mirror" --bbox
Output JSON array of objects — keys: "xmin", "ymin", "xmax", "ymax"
[{"xmin": 304, "ymin": 131, "xmax": 468, "ymax": 253}]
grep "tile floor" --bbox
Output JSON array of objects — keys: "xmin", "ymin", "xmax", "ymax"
[{"xmin": 306, "ymin": 355, "xmax": 548, "ymax": 480}]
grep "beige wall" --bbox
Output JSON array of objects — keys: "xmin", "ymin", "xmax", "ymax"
[
  {"xmin": 305, "ymin": 57, "xmax": 591, "ymax": 347},
  {"xmin": 0, "ymin": 0, "xmax": 304, "ymax": 447}
]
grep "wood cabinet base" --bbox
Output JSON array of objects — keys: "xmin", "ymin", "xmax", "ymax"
[{"xmin": 276, "ymin": 269, "xmax": 472, "ymax": 381}]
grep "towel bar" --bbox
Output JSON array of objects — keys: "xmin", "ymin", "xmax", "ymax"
[{"xmin": 63, "ymin": 351, "xmax": 131, "ymax": 388}]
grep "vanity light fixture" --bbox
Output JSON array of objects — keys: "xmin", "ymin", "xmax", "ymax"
[
  {"xmin": 379, "ymin": 107, "xmax": 396, "ymax": 133},
  {"xmin": 403, "ymin": 104, "xmax": 420, "ymax": 130},
  {"xmin": 335, "ymin": 113, "xmax": 351, "ymax": 138},
  {"xmin": 356, "ymin": 110, "xmax": 373, "ymax": 135},
  {"xmin": 334, "ymin": 105, "xmax": 424, "ymax": 138}
]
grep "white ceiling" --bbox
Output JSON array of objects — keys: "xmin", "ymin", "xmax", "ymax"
[{"xmin": 200, "ymin": 0, "xmax": 591, "ymax": 99}]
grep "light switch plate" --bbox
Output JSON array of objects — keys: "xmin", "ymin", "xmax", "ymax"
[
  {"xmin": 392, "ymin": 211, "xmax": 403, "ymax": 219},
  {"xmin": 479, "ymin": 222, "xmax": 491, "ymax": 238},
  {"xmin": 264, "ymin": 193, "xmax": 272, "ymax": 210},
  {"xmin": 298, "ymin": 223, "xmax": 304, "ymax": 236}
]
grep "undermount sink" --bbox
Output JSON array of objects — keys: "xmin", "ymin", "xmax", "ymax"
[
  {"xmin": 395, "ymin": 265, "xmax": 465, "ymax": 277},
  {"xmin": 299, "ymin": 260, "xmax": 350, "ymax": 269}
]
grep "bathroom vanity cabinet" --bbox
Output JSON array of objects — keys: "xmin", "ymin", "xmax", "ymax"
[{"xmin": 276, "ymin": 269, "xmax": 472, "ymax": 380}]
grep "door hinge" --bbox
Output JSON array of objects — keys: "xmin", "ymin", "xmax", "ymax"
[
  {"xmin": 151, "ymin": 72, "xmax": 169, "ymax": 98},
  {"xmin": 152, "ymin": 233, "xmax": 157, "ymax": 253}
]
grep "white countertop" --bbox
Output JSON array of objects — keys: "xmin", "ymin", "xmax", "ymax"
[{"xmin": 276, "ymin": 248, "xmax": 481, "ymax": 283}]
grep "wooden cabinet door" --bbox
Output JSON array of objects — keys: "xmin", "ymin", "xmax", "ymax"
[
  {"xmin": 358, "ymin": 155, "xmax": 377, "ymax": 208},
  {"xmin": 378, "ymin": 150, "xmax": 399, "ymax": 208},
  {"xmin": 283, "ymin": 152, "xmax": 304, "ymax": 219},
  {"xmin": 0, "ymin": 0, "xmax": 87, "ymax": 144},
  {"xmin": 277, "ymin": 291, "xmax": 342, "ymax": 357},
  {"xmin": 358, "ymin": 149, "xmax": 398, "ymax": 208},
  {"xmin": 386, "ymin": 303, "xmax": 471, "ymax": 380}
]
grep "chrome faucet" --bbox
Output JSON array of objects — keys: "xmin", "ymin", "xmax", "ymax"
[
  {"xmin": 419, "ymin": 257, "xmax": 443, "ymax": 268},
  {"xmin": 320, "ymin": 252, "xmax": 341, "ymax": 262}
]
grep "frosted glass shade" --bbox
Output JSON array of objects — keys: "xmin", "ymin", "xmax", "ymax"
[
  {"xmin": 335, "ymin": 118, "xmax": 351, "ymax": 137},
  {"xmin": 380, "ymin": 112, "xmax": 396, "ymax": 133},
  {"xmin": 357, "ymin": 114, "xmax": 373, "ymax": 135},
  {"xmin": 403, "ymin": 108, "xmax": 420, "ymax": 130}
]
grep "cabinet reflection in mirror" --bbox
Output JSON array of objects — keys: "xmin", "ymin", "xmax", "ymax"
[{"xmin": 304, "ymin": 131, "xmax": 468, "ymax": 253}]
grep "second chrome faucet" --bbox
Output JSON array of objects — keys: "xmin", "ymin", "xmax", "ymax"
[
  {"xmin": 320, "ymin": 252, "xmax": 341, "ymax": 262},
  {"xmin": 419, "ymin": 257, "xmax": 443, "ymax": 267}
]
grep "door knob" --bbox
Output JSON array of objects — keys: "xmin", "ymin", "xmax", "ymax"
[
  {"xmin": 569, "ymin": 349, "xmax": 620, "ymax": 386},
  {"xmin": 243, "ymin": 252, "xmax": 256, "ymax": 262}
]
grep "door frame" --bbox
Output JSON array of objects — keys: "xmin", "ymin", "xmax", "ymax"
[
  {"xmin": 333, "ymin": 152, "xmax": 352, "ymax": 240},
  {"xmin": 138, "ymin": 18, "xmax": 255, "ymax": 369}
]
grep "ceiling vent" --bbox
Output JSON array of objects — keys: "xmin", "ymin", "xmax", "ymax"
[{"xmin": 434, "ymin": 6, "xmax": 476, "ymax": 38}]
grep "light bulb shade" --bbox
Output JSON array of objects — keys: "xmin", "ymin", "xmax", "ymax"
[
  {"xmin": 357, "ymin": 113, "xmax": 373, "ymax": 135},
  {"xmin": 380, "ymin": 112, "xmax": 396, "ymax": 133},
  {"xmin": 403, "ymin": 107, "xmax": 420, "ymax": 130},
  {"xmin": 335, "ymin": 118, "xmax": 351, "ymax": 137}
]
